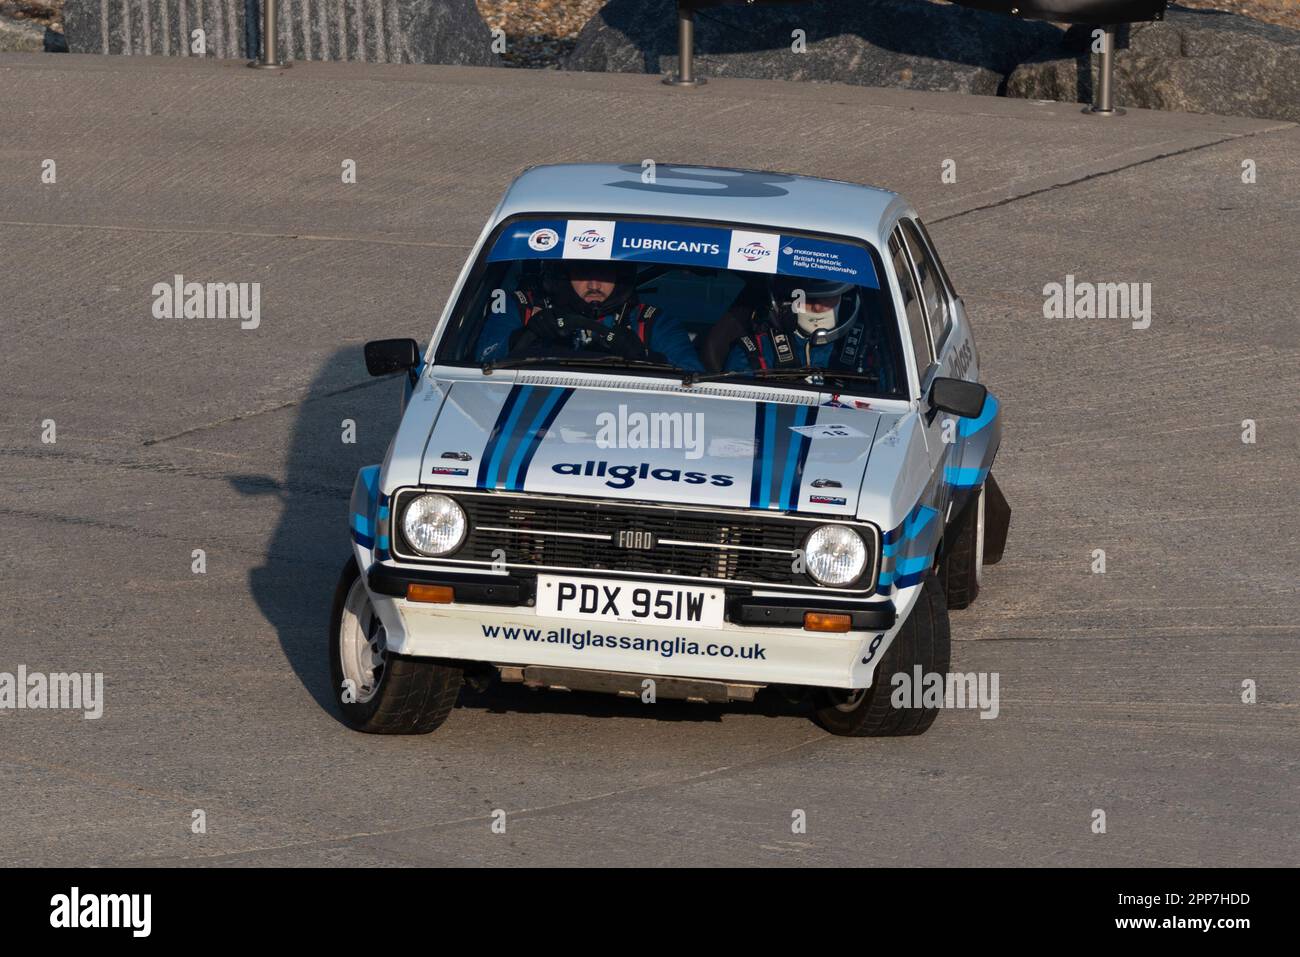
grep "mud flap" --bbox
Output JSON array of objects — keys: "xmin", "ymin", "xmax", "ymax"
[{"xmin": 983, "ymin": 473, "xmax": 1011, "ymax": 565}]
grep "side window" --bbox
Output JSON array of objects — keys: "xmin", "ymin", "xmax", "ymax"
[
  {"xmin": 889, "ymin": 228, "xmax": 932, "ymax": 379},
  {"xmin": 900, "ymin": 219, "xmax": 950, "ymax": 352},
  {"xmin": 915, "ymin": 219, "xmax": 957, "ymax": 300}
]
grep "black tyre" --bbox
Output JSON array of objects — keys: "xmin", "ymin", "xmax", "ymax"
[
  {"xmin": 328, "ymin": 557, "xmax": 463, "ymax": 734},
  {"xmin": 813, "ymin": 573, "xmax": 951, "ymax": 737}
]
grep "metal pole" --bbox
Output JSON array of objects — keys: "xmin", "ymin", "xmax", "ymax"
[
  {"xmin": 1084, "ymin": 25, "xmax": 1121, "ymax": 116},
  {"xmin": 249, "ymin": 0, "xmax": 291, "ymax": 69},
  {"xmin": 663, "ymin": 2, "xmax": 705, "ymax": 87}
]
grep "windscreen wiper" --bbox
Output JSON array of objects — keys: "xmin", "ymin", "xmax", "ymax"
[
  {"xmin": 481, "ymin": 353, "xmax": 689, "ymax": 380},
  {"xmin": 686, "ymin": 366, "xmax": 880, "ymax": 387}
]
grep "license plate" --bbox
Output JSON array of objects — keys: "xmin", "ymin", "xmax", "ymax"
[{"xmin": 535, "ymin": 575, "xmax": 724, "ymax": 630}]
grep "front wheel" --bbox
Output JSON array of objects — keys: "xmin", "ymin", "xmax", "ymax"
[
  {"xmin": 328, "ymin": 558, "xmax": 463, "ymax": 734},
  {"xmin": 812, "ymin": 573, "xmax": 951, "ymax": 737}
]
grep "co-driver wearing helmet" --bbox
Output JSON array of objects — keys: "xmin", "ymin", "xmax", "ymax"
[{"xmin": 720, "ymin": 276, "xmax": 896, "ymax": 392}]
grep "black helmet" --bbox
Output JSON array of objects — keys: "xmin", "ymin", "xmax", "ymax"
[{"xmin": 543, "ymin": 260, "xmax": 637, "ymax": 319}]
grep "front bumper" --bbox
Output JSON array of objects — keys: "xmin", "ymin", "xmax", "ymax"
[{"xmin": 364, "ymin": 562, "xmax": 908, "ymax": 690}]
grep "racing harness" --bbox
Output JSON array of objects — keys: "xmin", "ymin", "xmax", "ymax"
[
  {"xmin": 510, "ymin": 288, "xmax": 661, "ymax": 359},
  {"xmin": 735, "ymin": 307, "xmax": 878, "ymax": 378}
]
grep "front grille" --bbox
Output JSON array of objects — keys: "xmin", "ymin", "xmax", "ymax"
[{"xmin": 391, "ymin": 489, "xmax": 878, "ymax": 594}]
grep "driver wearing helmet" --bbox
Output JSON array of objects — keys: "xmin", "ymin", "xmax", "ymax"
[
  {"xmin": 721, "ymin": 275, "xmax": 893, "ymax": 390},
  {"xmin": 476, "ymin": 261, "xmax": 702, "ymax": 371}
]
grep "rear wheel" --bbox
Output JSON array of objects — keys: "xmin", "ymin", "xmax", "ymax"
[
  {"xmin": 329, "ymin": 558, "xmax": 463, "ymax": 734},
  {"xmin": 813, "ymin": 574, "xmax": 951, "ymax": 737}
]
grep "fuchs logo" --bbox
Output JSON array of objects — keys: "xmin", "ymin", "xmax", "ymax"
[
  {"xmin": 552, "ymin": 460, "xmax": 734, "ymax": 491},
  {"xmin": 575, "ymin": 229, "xmax": 607, "ymax": 250},
  {"xmin": 528, "ymin": 228, "xmax": 559, "ymax": 251},
  {"xmin": 728, "ymin": 231, "xmax": 779, "ymax": 273}
]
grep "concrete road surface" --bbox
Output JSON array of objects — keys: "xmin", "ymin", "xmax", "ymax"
[{"xmin": 0, "ymin": 53, "xmax": 1296, "ymax": 867}]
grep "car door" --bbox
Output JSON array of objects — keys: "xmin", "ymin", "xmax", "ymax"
[
  {"xmin": 888, "ymin": 224, "xmax": 947, "ymax": 479},
  {"xmin": 902, "ymin": 218, "xmax": 998, "ymax": 533}
]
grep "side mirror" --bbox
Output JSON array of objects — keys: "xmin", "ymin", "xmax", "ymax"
[
  {"xmin": 928, "ymin": 377, "xmax": 987, "ymax": 421},
  {"xmin": 364, "ymin": 338, "xmax": 420, "ymax": 377}
]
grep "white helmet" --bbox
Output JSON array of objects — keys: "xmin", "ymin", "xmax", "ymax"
[{"xmin": 772, "ymin": 277, "xmax": 860, "ymax": 343}]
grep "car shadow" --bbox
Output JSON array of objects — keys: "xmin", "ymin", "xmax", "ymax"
[
  {"xmin": 458, "ymin": 680, "xmax": 813, "ymax": 724},
  {"xmin": 236, "ymin": 347, "xmax": 399, "ymax": 721}
]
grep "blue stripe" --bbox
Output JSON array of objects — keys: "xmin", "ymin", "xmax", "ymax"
[
  {"xmin": 893, "ymin": 570, "xmax": 929, "ymax": 589},
  {"xmin": 882, "ymin": 557, "xmax": 933, "ymax": 591},
  {"xmin": 476, "ymin": 386, "xmax": 524, "ymax": 487},
  {"xmin": 351, "ymin": 530, "xmax": 375, "ymax": 549},
  {"xmin": 754, "ymin": 403, "xmax": 769, "ymax": 509},
  {"xmin": 883, "ymin": 500, "xmax": 934, "ymax": 551},
  {"xmin": 902, "ymin": 505, "xmax": 938, "ymax": 540},
  {"xmin": 778, "ymin": 405, "xmax": 810, "ymax": 510},
  {"xmin": 514, "ymin": 388, "xmax": 573, "ymax": 490},
  {"xmin": 352, "ymin": 513, "xmax": 374, "ymax": 537},
  {"xmin": 360, "ymin": 465, "xmax": 379, "ymax": 498},
  {"xmin": 749, "ymin": 405, "xmax": 767, "ymax": 508},
  {"xmin": 479, "ymin": 386, "xmax": 531, "ymax": 488},
  {"xmin": 760, "ymin": 405, "xmax": 777, "ymax": 508},
  {"xmin": 895, "ymin": 555, "xmax": 932, "ymax": 576},
  {"xmin": 958, "ymin": 393, "xmax": 998, "ymax": 437},
  {"xmin": 505, "ymin": 388, "xmax": 567, "ymax": 490},
  {"xmin": 944, "ymin": 465, "xmax": 989, "ymax": 487}
]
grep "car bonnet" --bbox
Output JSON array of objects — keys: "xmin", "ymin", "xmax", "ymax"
[{"xmin": 415, "ymin": 378, "xmax": 881, "ymax": 517}]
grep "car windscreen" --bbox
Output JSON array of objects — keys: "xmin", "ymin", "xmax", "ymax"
[{"xmin": 434, "ymin": 216, "xmax": 907, "ymax": 398}]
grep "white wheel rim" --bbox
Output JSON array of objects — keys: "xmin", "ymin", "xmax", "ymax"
[
  {"xmin": 338, "ymin": 576, "xmax": 387, "ymax": 705},
  {"xmin": 974, "ymin": 484, "xmax": 986, "ymax": 587}
]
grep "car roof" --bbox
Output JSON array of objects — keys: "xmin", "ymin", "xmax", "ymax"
[{"xmin": 492, "ymin": 164, "xmax": 910, "ymax": 248}]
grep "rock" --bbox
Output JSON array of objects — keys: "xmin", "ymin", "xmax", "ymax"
[
  {"xmin": 45, "ymin": 27, "xmax": 70, "ymax": 52},
  {"xmin": 0, "ymin": 15, "xmax": 45, "ymax": 52},
  {"xmin": 566, "ymin": 0, "xmax": 1068, "ymax": 96},
  {"xmin": 61, "ymin": 0, "xmax": 499, "ymax": 65},
  {"xmin": 1006, "ymin": 6, "xmax": 1300, "ymax": 123}
]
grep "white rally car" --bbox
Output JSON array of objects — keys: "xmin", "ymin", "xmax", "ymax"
[{"xmin": 331, "ymin": 164, "xmax": 1009, "ymax": 737}]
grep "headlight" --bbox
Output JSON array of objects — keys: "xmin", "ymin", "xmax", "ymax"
[
  {"xmin": 401, "ymin": 494, "xmax": 467, "ymax": 556},
  {"xmin": 804, "ymin": 525, "xmax": 868, "ymax": 586}
]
